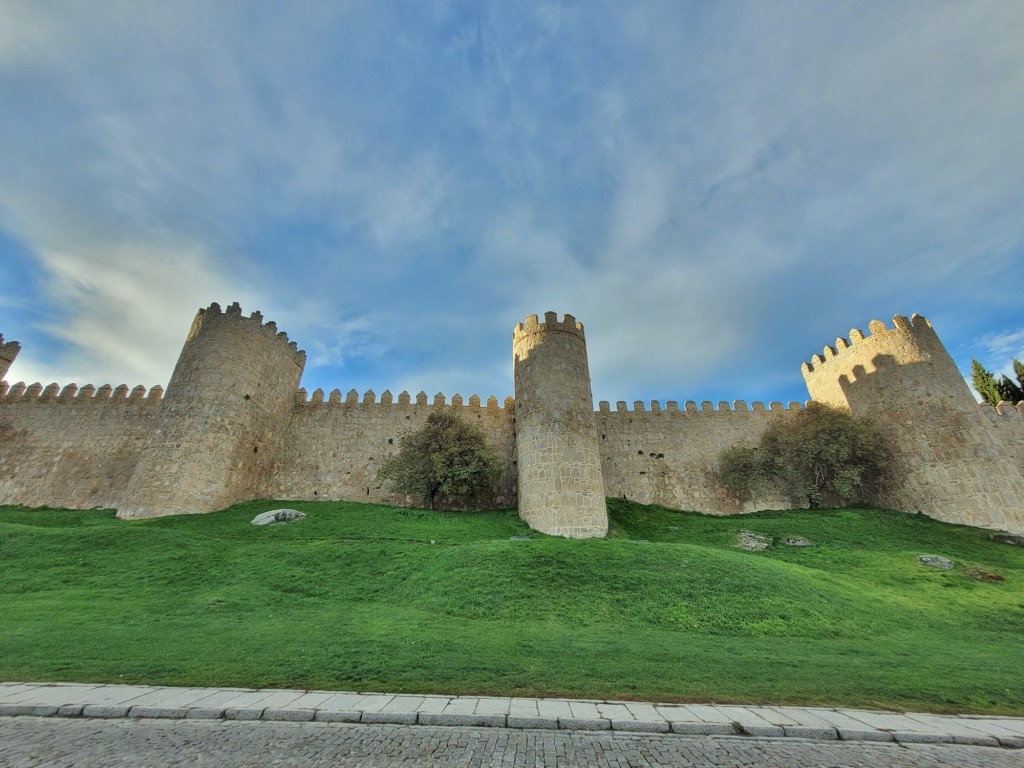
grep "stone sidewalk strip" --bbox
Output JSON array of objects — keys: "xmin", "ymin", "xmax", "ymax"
[{"xmin": 1, "ymin": 681, "xmax": 1021, "ymax": 749}]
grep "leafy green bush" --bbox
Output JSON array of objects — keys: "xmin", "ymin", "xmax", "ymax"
[
  {"xmin": 718, "ymin": 403, "xmax": 889, "ymax": 508},
  {"xmin": 377, "ymin": 411, "xmax": 502, "ymax": 509}
]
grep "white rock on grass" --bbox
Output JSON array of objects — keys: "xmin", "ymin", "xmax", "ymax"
[{"xmin": 251, "ymin": 509, "xmax": 306, "ymax": 526}]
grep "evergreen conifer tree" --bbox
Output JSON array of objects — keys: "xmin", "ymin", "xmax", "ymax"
[{"xmin": 971, "ymin": 359, "xmax": 1001, "ymax": 406}]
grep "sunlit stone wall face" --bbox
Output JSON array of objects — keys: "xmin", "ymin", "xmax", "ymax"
[
  {"xmin": 512, "ymin": 312, "xmax": 608, "ymax": 538},
  {"xmin": 802, "ymin": 314, "xmax": 1024, "ymax": 534}
]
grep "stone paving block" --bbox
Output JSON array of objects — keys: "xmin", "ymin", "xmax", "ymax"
[
  {"xmin": 846, "ymin": 710, "xmax": 942, "ymax": 732},
  {"xmin": 679, "ymin": 704, "xmax": 734, "ymax": 723},
  {"xmin": 507, "ymin": 715, "xmax": 558, "ymax": 729},
  {"xmin": 313, "ymin": 710, "xmax": 362, "ymax": 723},
  {"xmin": 360, "ymin": 711, "xmax": 417, "ymax": 725},
  {"xmin": 892, "ymin": 731, "xmax": 953, "ymax": 744},
  {"xmin": 224, "ymin": 708, "xmax": 264, "ymax": 720},
  {"xmin": 381, "ymin": 695, "xmax": 424, "ymax": 712},
  {"xmin": 668, "ymin": 721, "xmax": 736, "ymax": 736},
  {"xmin": 783, "ymin": 725, "xmax": 838, "ymax": 740},
  {"xmin": 714, "ymin": 705, "xmax": 778, "ymax": 729},
  {"xmin": 82, "ymin": 705, "xmax": 131, "ymax": 718},
  {"xmin": 653, "ymin": 705, "xmax": 693, "ymax": 721},
  {"xmin": 537, "ymin": 700, "xmax": 573, "ymax": 719},
  {"xmin": 997, "ymin": 736, "xmax": 1024, "ymax": 748},
  {"xmin": 623, "ymin": 703, "xmax": 663, "ymax": 721},
  {"xmin": 837, "ymin": 728, "xmax": 895, "ymax": 742},
  {"xmin": 802, "ymin": 708, "xmax": 885, "ymax": 731},
  {"xmin": 951, "ymin": 734, "xmax": 1001, "ymax": 747},
  {"xmin": 507, "ymin": 701, "xmax": 539, "ymax": 717},
  {"xmin": 247, "ymin": 691, "xmax": 307, "ymax": 709},
  {"xmin": 57, "ymin": 705, "xmax": 84, "ymax": 717},
  {"xmin": 194, "ymin": 691, "xmax": 269, "ymax": 708},
  {"xmin": 759, "ymin": 707, "xmax": 804, "ymax": 726},
  {"xmin": 128, "ymin": 706, "xmax": 188, "ymax": 719},
  {"xmin": 413, "ymin": 696, "xmax": 450, "ymax": 714},
  {"xmin": 353, "ymin": 694, "xmax": 395, "ymax": 713},
  {"xmin": 419, "ymin": 712, "xmax": 506, "ymax": 728},
  {"xmin": 125, "ymin": 689, "xmax": 212, "ymax": 708},
  {"xmin": 0, "ymin": 685, "xmax": 103, "ymax": 706},
  {"xmin": 262, "ymin": 708, "xmax": 315, "ymax": 722},
  {"xmin": 596, "ymin": 703, "xmax": 633, "ymax": 720},
  {"xmin": 958, "ymin": 719, "xmax": 1024, "ymax": 737},
  {"xmin": 739, "ymin": 724, "xmax": 786, "ymax": 737},
  {"xmin": 559, "ymin": 717, "xmax": 611, "ymax": 731},
  {"xmin": 611, "ymin": 719, "xmax": 669, "ymax": 733},
  {"xmin": 0, "ymin": 704, "xmax": 58, "ymax": 717},
  {"xmin": 84, "ymin": 686, "xmax": 158, "ymax": 706},
  {"xmin": 439, "ymin": 698, "xmax": 479, "ymax": 715},
  {"xmin": 284, "ymin": 692, "xmax": 336, "ymax": 710},
  {"xmin": 474, "ymin": 698, "xmax": 512, "ymax": 715},
  {"xmin": 567, "ymin": 702, "xmax": 602, "ymax": 720},
  {"xmin": 184, "ymin": 708, "xmax": 224, "ymax": 720},
  {"xmin": 316, "ymin": 693, "xmax": 369, "ymax": 711}
]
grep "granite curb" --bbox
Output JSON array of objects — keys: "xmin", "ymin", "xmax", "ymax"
[{"xmin": 1, "ymin": 685, "xmax": 1022, "ymax": 749}]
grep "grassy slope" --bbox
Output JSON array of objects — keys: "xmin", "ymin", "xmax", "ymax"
[{"xmin": 1, "ymin": 499, "xmax": 1022, "ymax": 713}]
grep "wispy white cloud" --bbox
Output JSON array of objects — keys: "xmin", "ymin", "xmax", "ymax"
[{"xmin": 1, "ymin": 1, "xmax": 1023, "ymax": 406}]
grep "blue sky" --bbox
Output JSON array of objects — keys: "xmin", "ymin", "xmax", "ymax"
[{"xmin": 1, "ymin": 1, "xmax": 1023, "ymax": 406}]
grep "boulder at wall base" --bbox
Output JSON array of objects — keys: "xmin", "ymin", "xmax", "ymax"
[
  {"xmin": 916, "ymin": 554, "xmax": 954, "ymax": 570},
  {"xmin": 251, "ymin": 509, "xmax": 307, "ymax": 526},
  {"xmin": 736, "ymin": 530, "xmax": 772, "ymax": 551}
]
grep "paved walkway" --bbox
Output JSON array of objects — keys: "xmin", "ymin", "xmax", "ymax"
[
  {"xmin": 2, "ymin": 681, "xmax": 1022, "ymax": 749},
  {"xmin": 4, "ymin": 717, "xmax": 1020, "ymax": 768}
]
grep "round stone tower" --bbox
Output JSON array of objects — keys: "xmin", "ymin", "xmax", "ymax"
[
  {"xmin": 802, "ymin": 313, "xmax": 1024, "ymax": 533},
  {"xmin": 512, "ymin": 312, "xmax": 607, "ymax": 538},
  {"xmin": 119, "ymin": 302, "xmax": 305, "ymax": 519}
]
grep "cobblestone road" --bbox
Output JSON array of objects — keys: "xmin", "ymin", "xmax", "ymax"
[{"xmin": 1, "ymin": 717, "xmax": 1019, "ymax": 768}]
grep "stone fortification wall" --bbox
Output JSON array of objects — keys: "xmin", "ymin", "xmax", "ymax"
[
  {"xmin": 595, "ymin": 399, "xmax": 801, "ymax": 513},
  {"xmin": 803, "ymin": 314, "xmax": 1024, "ymax": 534},
  {"xmin": 0, "ymin": 382, "xmax": 163, "ymax": 509},
  {"xmin": 264, "ymin": 390, "xmax": 516, "ymax": 508},
  {"xmin": 118, "ymin": 302, "xmax": 306, "ymax": 519},
  {"xmin": 512, "ymin": 313, "xmax": 607, "ymax": 538}
]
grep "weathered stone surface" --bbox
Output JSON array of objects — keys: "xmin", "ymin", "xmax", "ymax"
[
  {"xmin": 916, "ymin": 555, "xmax": 954, "ymax": 569},
  {"xmin": 250, "ymin": 509, "xmax": 306, "ymax": 526},
  {"xmin": 991, "ymin": 533, "xmax": 1024, "ymax": 546},
  {"xmin": 784, "ymin": 537, "xmax": 814, "ymax": 547},
  {"xmin": 737, "ymin": 530, "xmax": 772, "ymax": 551}
]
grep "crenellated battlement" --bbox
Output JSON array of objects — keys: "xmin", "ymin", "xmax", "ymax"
[
  {"xmin": 513, "ymin": 311, "xmax": 585, "ymax": 342},
  {"xmin": 0, "ymin": 381, "xmax": 164, "ymax": 402},
  {"xmin": 801, "ymin": 313, "xmax": 936, "ymax": 376},
  {"xmin": 190, "ymin": 301, "xmax": 307, "ymax": 367},
  {"xmin": 293, "ymin": 387, "xmax": 513, "ymax": 410},
  {"xmin": 596, "ymin": 399, "xmax": 806, "ymax": 413}
]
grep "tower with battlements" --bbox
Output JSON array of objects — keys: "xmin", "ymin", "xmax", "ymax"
[
  {"xmin": 118, "ymin": 302, "xmax": 306, "ymax": 518},
  {"xmin": 0, "ymin": 334, "xmax": 19, "ymax": 381},
  {"xmin": 512, "ymin": 312, "xmax": 608, "ymax": 538},
  {"xmin": 802, "ymin": 314, "xmax": 1024, "ymax": 532}
]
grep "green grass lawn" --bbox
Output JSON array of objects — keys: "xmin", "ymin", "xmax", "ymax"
[{"xmin": 1, "ymin": 498, "xmax": 1022, "ymax": 714}]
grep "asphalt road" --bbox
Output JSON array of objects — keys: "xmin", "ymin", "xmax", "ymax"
[{"xmin": 1, "ymin": 717, "xmax": 1019, "ymax": 768}]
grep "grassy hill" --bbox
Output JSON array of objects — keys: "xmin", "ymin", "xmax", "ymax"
[{"xmin": 1, "ymin": 499, "xmax": 1022, "ymax": 714}]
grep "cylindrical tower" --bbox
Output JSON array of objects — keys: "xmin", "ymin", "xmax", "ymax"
[
  {"xmin": 119, "ymin": 302, "xmax": 305, "ymax": 518},
  {"xmin": 512, "ymin": 312, "xmax": 607, "ymax": 538}
]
